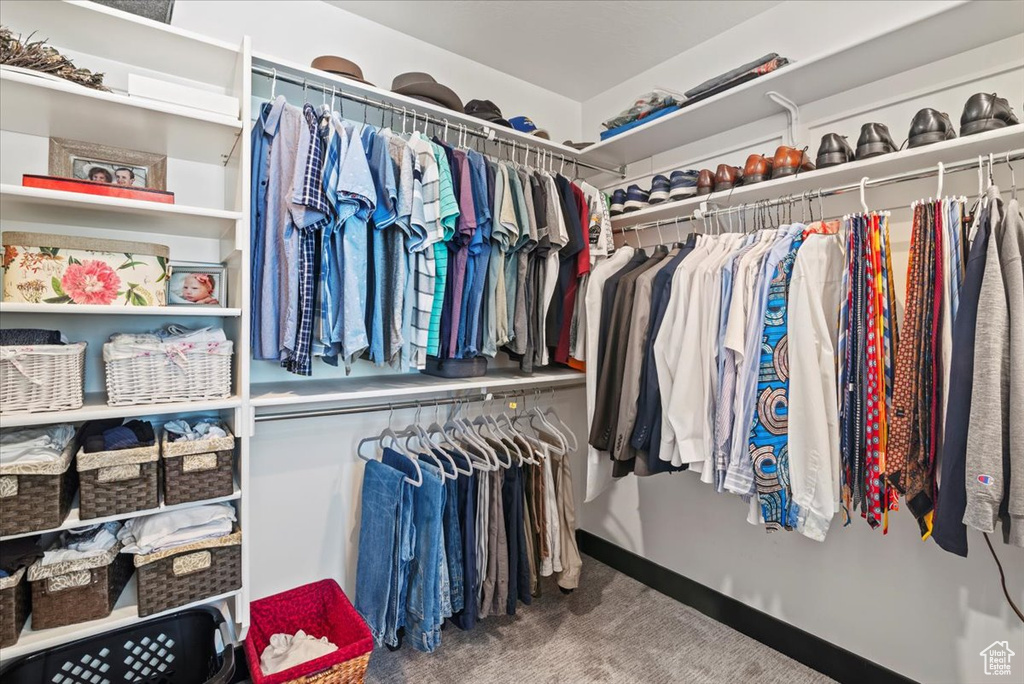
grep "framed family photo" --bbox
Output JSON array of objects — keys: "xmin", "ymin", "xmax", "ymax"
[
  {"xmin": 167, "ymin": 263, "xmax": 226, "ymax": 307},
  {"xmin": 48, "ymin": 137, "xmax": 167, "ymax": 190}
]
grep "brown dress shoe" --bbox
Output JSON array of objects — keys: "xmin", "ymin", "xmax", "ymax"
[
  {"xmin": 743, "ymin": 154, "xmax": 774, "ymax": 184},
  {"xmin": 696, "ymin": 169, "xmax": 715, "ymax": 196},
  {"xmin": 714, "ymin": 164, "xmax": 742, "ymax": 191},
  {"xmin": 771, "ymin": 146, "xmax": 815, "ymax": 179}
]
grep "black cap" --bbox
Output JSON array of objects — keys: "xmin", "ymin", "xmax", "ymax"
[{"xmin": 465, "ymin": 99, "xmax": 511, "ymax": 128}]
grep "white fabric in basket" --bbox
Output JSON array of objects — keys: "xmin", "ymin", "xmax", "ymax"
[
  {"xmin": 118, "ymin": 503, "xmax": 236, "ymax": 555},
  {"xmin": 260, "ymin": 630, "xmax": 339, "ymax": 676},
  {"xmin": 0, "ymin": 424, "xmax": 74, "ymax": 466}
]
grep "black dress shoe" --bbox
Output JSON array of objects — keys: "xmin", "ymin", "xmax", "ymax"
[
  {"xmin": 855, "ymin": 123, "xmax": 898, "ymax": 160},
  {"xmin": 816, "ymin": 133, "xmax": 855, "ymax": 168},
  {"xmin": 960, "ymin": 92, "xmax": 1019, "ymax": 136},
  {"xmin": 908, "ymin": 108, "xmax": 956, "ymax": 148}
]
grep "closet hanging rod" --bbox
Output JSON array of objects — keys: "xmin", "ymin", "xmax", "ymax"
[
  {"xmin": 614, "ymin": 148, "xmax": 1024, "ymax": 235},
  {"xmin": 253, "ymin": 387, "xmax": 558, "ymax": 423},
  {"xmin": 250, "ymin": 64, "xmax": 625, "ymax": 178}
]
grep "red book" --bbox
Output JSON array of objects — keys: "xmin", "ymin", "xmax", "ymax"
[{"xmin": 22, "ymin": 175, "xmax": 175, "ymax": 204}]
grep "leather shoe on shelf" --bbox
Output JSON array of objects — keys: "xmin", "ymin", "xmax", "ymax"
[
  {"xmin": 714, "ymin": 164, "xmax": 743, "ymax": 191},
  {"xmin": 855, "ymin": 123, "xmax": 898, "ymax": 160},
  {"xmin": 771, "ymin": 146, "xmax": 815, "ymax": 179},
  {"xmin": 696, "ymin": 169, "xmax": 716, "ymax": 196},
  {"xmin": 960, "ymin": 92, "xmax": 1019, "ymax": 136},
  {"xmin": 742, "ymin": 154, "xmax": 774, "ymax": 184},
  {"xmin": 815, "ymin": 133, "xmax": 854, "ymax": 168},
  {"xmin": 908, "ymin": 108, "xmax": 956, "ymax": 148}
]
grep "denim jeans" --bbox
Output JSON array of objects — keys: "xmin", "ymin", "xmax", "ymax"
[
  {"xmin": 383, "ymin": 449, "xmax": 443, "ymax": 652},
  {"xmin": 354, "ymin": 459, "xmax": 406, "ymax": 646},
  {"xmin": 448, "ymin": 450, "xmax": 478, "ymax": 630},
  {"xmin": 438, "ymin": 453, "xmax": 464, "ymax": 614}
]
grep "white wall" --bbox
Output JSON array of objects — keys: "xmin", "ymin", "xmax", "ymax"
[
  {"xmin": 171, "ymin": 0, "xmax": 582, "ymax": 144},
  {"xmin": 579, "ymin": 2, "xmax": 1024, "ymax": 684}
]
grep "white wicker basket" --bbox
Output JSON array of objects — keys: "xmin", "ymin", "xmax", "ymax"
[
  {"xmin": 0, "ymin": 343, "xmax": 86, "ymax": 414},
  {"xmin": 103, "ymin": 339, "xmax": 232, "ymax": 406}
]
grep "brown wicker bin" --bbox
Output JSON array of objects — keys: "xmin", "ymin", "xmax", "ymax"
[
  {"xmin": 0, "ymin": 567, "xmax": 30, "ymax": 647},
  {"xmin": 135, "ymin": 530, "xmax": 241, "ymax": 617},
  {"xmin": 77, "ymin": 442, "xmax": 159, "ymax": 520},
  {"xmin": 27, "ymin": 543, "xmax": 133, "ymax": 629},
  {"xmin": 161, "ymin": 427, "xmax": 235, "ymax": 506},
  {"xmin": 0, "ymin": 436, "xmax": 77, "ymax": 536}
]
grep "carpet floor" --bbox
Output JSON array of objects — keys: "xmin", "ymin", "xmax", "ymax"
[{"xmin": 365, "ymin": 555, "xmax": 835, "ymax": 684}]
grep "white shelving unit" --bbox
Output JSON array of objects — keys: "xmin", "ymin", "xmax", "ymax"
[
  {"xmin": 251, "ymin": 368, "xmax": 585, "ymax": 410},
  {"xmin": 612, "ymin": 127, "xmax": 1024, "ymax": 229},
  {"xmin": 0, "ymin": 184, "xmax": 242, "ymax": 239},
  {"xmin": 0, "ymin": 302, "xmax": 242, "ymax": 317},
  {"xmin": 0, "ymin": 0, "xmax": 251, "ymax": 663},
  {"xmin": 0, "ymin": 483, "xmax": 242, "ymax": 543},
  {"xmin": 0, "ymin": 576, "xmax": 241, "ymax": 663},
  {"xmin": 577, "ymin": 0, "xmax": 1024, "ymax": 172}
]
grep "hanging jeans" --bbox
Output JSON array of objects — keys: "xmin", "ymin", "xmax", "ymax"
[
  {"xmin": 354, "ymin": 459, "xmax": 408, "ymax": 647},
  {"xmin": 383, "ymin": 449, "xmax": 444, "ymax": 653}
]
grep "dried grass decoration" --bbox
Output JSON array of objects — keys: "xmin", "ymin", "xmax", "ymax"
[{"xmin": 0, "ymin": 26, "xmax": 110, "ymax": 91}]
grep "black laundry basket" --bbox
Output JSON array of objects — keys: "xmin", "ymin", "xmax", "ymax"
[{"xmin": 0, "ymin": 606, "xmax": 234, "ymax": 684}]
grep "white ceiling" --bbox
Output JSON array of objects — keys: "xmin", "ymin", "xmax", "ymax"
[{"xmin": 325, "ymin": 1, "xmax": 783, "ymax": 101}]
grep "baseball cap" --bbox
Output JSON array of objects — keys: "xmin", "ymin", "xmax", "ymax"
[{"xmin": 509, "ymin": 115, "xmax": 550, "ymax": 139}]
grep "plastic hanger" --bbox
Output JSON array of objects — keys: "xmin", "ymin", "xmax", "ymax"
[
  {"xmin": 356, "ymin": 408, "xmax": 423, "ymax": 487},
  {"xmin": 540, "ymin": 387, "xmax": 578, "ymax": 452},
  {"xmin": 452, "ymin": 399, "xmax": 502, "ymax": 467},
  {"xmin": 270, "ymin": 68, "xmax": 277, "ymax": 99},
  {"xmin": 1007, "ymin": 152, "xmax": 1017, "ymax": 201},
  {"xmin": 859, "ymin": 176, "xmax": 870, "ymax": 214},
  {"xmin": 403, "ymin": 402, "xmax": 457, "ymax": 479},
  {"xmin": 426, "ymin": 398, "xmax": 481, "ymax": 474}
]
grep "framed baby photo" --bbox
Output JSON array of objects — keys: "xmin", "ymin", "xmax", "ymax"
[
  {"xmin": 49, "ymin": 137, "xmax": 167, "ymax": 190},
  {"xmin": 167, "ymin": 263, "xmax": 226, "ymax": 307}
]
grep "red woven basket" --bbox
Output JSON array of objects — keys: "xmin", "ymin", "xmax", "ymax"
[{"xmin": 243, "ymin": 579, "xmax": 373, "ymax": 684}]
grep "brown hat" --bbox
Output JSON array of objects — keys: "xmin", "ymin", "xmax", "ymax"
[
  {"xmin": 391, "ymin": 72, "xmax": 464, "ymax": 113},
  {"xmin": 310, "ymin": 56, "xmax": 374, "ymax": 86}
]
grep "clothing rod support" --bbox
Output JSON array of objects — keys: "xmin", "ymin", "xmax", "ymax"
[
  {"xmin": 616, "ymin": 148, "xmax": 1024, "ymax": 235},
  {"xmin": 251, "ymin": 65, "xmax": 624, "ymax": 178},
  {"xmin": 253, "ymin": 383, "xmax": 580, "ymax": 423}
]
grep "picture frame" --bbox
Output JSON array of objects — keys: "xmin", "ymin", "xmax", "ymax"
[
  {"xmin": 48, "ymin": 137, "xmax": 167, "ymax": 190},
  {"xmin": 167, "ymin": 262, "xmax": 226, "ymax": 307}
]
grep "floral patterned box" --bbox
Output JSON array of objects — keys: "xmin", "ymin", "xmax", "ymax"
[{"xmin": 2, "ymin": 232, "xmax": 169, "ymax": 306}]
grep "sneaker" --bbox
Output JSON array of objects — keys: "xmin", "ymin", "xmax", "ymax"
[
  {"xmin": 669, "ymin": 170, "xmax": 699, "ymax": 199},
  {"xmin": 623, "ymin": 184, "xmax": 650, "ymax": 212},
  {"xmin": 648, "ymin": 175, "xmax": 671, "ymax": 204},
  {"xmin": 610, "ymin": 189, "xmax": 626, "ymax": 216}
]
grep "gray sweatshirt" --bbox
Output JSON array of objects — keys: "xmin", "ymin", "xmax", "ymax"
[
  {"xmin": 1000, "ymin": 199, "xmax": 1023, "ymax": 547},
  {"xmin": 964, "ymin": 194, "xmax": 1023, "ymax": 546}
]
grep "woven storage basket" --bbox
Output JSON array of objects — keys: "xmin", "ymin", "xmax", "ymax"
[
  {"xmin": 0, "ymin": 435, "xmax": 78, "ymax": 536},
  {"xmin": 161, "ymin": 427, "xmax": 235, "ymax": 506},
  {"xmin": 77, "ymin": 442, "xmax": 159, "ymax": 520},
  {"xmin": 0, "ymin": 342, "xmax": 86, "ymax": 414},
  {"xmin": 103, "ymin": 338, "xmax": 232, "ymax": 406},
  {"xmin": 0, "ymin": 567, "xmax": 30, "ymax": 648},
  {"xmin": 27, "ymin": 543, "xmax": 133, "ymax": 629},
  {"xmin": 134, "ymin": 530, "xmax": 241, "ymax": 617},
  {"xmin": 243, "ymin": 579, "xmax": 373, "ymax": 684}
]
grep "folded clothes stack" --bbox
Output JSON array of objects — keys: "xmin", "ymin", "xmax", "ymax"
[
  {"xmin": 107, "ymin": 325, "xmax": 227, "ymax": 349},
  {"xmin": 0, "ymin": 328, "xmax": 64, "ymax": 346},
  {"xmin": 118, "ymin": 503, "xmax": 236, "ymax": 555},
  {"xmin": 40, "ymin": 522, "xmax": 121, "ymax": 566},
  {"xmin": 77, "ymin": 418, "xmax": 155, "ymax": 453},
  {"xmin": 164, "ymin": 419, "xmax": 228, "ymax": 442},
  {"xmin": 0, "ymin": 424, "xmax": 75, "ymax": 466},
  {"xmin": 600, "ymin": 89, "xmax": 681, "ymax": 140},
  {"xmin": 682, "ymin": 52, "xmax": 790, "ymax": 106}
]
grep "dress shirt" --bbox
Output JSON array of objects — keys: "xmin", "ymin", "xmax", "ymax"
[{"xmin": 653, "ymin": 237, "xmax": 711, "ymax": 465}]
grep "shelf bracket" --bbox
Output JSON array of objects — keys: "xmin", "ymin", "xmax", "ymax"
[{"xmin": 765, "ymin": 91, "xmax": 802, "ymax": 148}]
